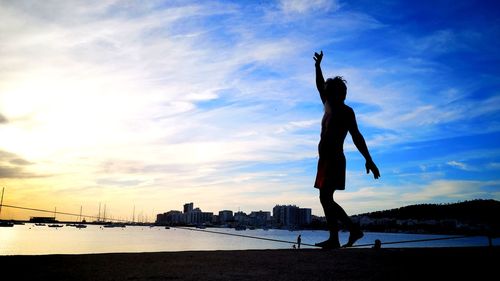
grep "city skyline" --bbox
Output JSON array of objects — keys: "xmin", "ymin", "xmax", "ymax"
[
  {"xmin": 156, "ymin": 202, "xmax": 312, "ymax": 228},
  {"xmin": 1, "ymin": 1, "xmax": 499, "ymax": 221}
]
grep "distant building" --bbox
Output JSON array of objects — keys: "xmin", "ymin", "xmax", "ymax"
[
  {"xmin": 218, "ymin": 210, "xmax": 234, "ymax": 224},
  {"xmin": 157, "ymin": 203, "xmax": 214, "ymax": 225},
  {"xmin": 29, "ymin": 217, "xmax": 57, "ymax": 223},
  {"xmin": 183, "ymin": 203, "xmax": 194, "ymax": 214},
  {"xmin": 156, "ymin": 210, "xmax": 185, "ymax": 225},
  {"xmin": 299, "ymin": 208, "xmax": 312, "ymax": 226},
  {"xmin": 249, "ymin": 211, "xmax": 271, "ymax": 227},
  {"xmin": 273, "ymin": 205, "xmax": 296, "ymax": 227},
  {"xmin": 186, "ymin": 207, "xmax": 213, "ymax": 225},
  {"xmin": 234, "ymin": 211, "xmax": 249, "ymax": 225},
  {"xmin": 273, "ymin": 205, "xmax": 312, "ymax": 228}
]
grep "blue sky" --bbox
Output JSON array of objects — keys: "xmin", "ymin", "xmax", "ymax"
[{"xmin": 0, "ymin": 0, "xmax": 499, "ymax": 220}]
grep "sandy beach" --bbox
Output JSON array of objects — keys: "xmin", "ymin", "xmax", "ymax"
[{"xmin": 1, "ymin": 247, "xmax": 498, "ymax": 281}]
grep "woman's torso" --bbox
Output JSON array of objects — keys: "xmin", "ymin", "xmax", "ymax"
[{"xmin": 318, "ymin": 103, "xmax": 352, "ymax": 158}]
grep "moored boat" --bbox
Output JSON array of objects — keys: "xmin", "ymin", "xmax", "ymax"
[
  {"xmin": 48, "ymin": 224, "xmax": 63, "ymax": 228},
  {"xmin": 0, "ymin": 221, "xmax": 14, "ymax": 227}
]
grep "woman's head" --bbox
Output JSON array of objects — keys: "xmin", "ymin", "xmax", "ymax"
[{"xmin": 324, "ymin": 76, "xmax": 347, "ymax": 103}]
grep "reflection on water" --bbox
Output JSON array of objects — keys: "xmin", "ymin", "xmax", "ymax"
[{"xmin": 0, "ymin": 223, "xmax": 497, "ymax": 255}]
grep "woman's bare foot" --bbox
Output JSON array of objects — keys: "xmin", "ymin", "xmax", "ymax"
[
  {"xmin": 342, "ymin": 229, "xmax": 364, "ymax": 247},
  {"xmin": 315, "ymin": 239, "xmax": 341, "ymax": 249}
]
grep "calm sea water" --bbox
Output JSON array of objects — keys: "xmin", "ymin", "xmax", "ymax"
[{"xmin": 1, "ymin": 223, "xmax": 497, "ymax": 255}]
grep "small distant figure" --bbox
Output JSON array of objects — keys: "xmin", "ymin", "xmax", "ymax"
[
  {"xmin": 297, "ymin": 234, "xmax": 302, "ymax": 249},
  {"xmin": 312, "ymin": 51, "xmax": 380, "ymax": 249},
  {"xmin": 293, "ymin": 244, "xmax": 296, "ymax": 249},
  {"xmin": 373, "ymin": 239, "xmax": 382, "ymax": 250}
]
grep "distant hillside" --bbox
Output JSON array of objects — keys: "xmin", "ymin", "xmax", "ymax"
[
  {"xmin": 350, "ymin": 199, "xmax": 500, "ymax": 235},
  {"xmin": 355, "ymin": 199, "xmax": 499, "ymax": 224}
]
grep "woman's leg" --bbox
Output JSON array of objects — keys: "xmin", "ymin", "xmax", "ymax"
[
  {"xmin": 319, "ymin": 188, "xmax": 363, "ymax": 248},
  {"xmin": 331, "ymin": 196, "xmax": 353, "ymax": 229},
  {"xmin": 318, "ymin": 187, "xmax": 340, "ymax": 247},
  {"xmin": 330, "ymin": 196, "xmax": 363, "ymax": 247}
]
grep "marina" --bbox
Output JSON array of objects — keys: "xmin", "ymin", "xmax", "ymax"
[{"xmin": 1, "ymin": 223, "xmax": 498, "ymax": 255}]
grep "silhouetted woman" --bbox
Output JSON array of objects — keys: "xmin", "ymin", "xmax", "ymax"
[{"xmin": 313, "ymin": 51, "xmax": 380, "ymax": 249}]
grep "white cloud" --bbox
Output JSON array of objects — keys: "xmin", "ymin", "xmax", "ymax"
[
  {"xmin": 279, "ymin": 0, "xmax": 339, "ymax": 14},
  {"xmin": 276, "ymin": 119, "xmax": 317, "ymax": 133},
  {"xmin": 487, "ymin": 162, "xmax": 500, "ymax": 170},
  {"xmin": 400, "ymin": 180, "xmax": 499, "ymax": 202},
  {"xmin": 413, "ymin": 29, "xmax": 456, "ymax": 54},
  {"xmin": 447, "ymin": 160, "xmax": 473, "ymax": 171}
]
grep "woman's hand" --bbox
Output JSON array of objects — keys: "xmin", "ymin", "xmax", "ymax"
[
  {"xmin": 314, "ymin": 51, "xmax": 323, "ymax": 67},
  {"xmin": 365, "ymin": 160, "xmax": 380, "ymax": 179}
]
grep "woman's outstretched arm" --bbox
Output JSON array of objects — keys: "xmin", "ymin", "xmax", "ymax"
[{"xmin": 349, "ymin": 110, "xmax": 380, "ymax": 179}]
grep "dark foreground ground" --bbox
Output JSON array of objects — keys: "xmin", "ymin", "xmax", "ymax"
[{"xmin": 1, "ymin": 247, "xmax": 498, "ymax": 281}]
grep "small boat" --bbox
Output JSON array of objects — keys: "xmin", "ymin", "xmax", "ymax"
[
  {"xmin": 103, "ymin": 223, "xmax": 126, "ymax": 228},
  {"xmin": 164, "ymin": 226, "xmax": 170, "ymax": 229},
  {"xmin": 0, "ymin": 221, "xmax": 14, "ymax": 227},
  {"xmin": 35, "ymin": 223, "xmax": 46, "ymax": 226},
  {"xmin": 75, "ymin": 224, "xmax": 87, "ymax": 229},
  {"xmin": 48, "ymin": 224, "xmax": 63, "ymax": 228}
]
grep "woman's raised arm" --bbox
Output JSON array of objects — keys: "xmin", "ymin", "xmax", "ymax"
[{"xmin": 314, "ymin": 51, "xmax": 326, "ymax": 103}]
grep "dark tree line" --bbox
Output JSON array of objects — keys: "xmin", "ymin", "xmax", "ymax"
[
  {"xmin": 356, "ymin": 199, "xmax": 499, "ymax": 224},
  {"xmin": 350, "ymin": 199, "xmax": 500, "ymax": 235}
]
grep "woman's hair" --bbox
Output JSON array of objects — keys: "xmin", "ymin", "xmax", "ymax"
[{"xmin": 325, "ymin": 76, "xmax": 347, "ymax": 101}]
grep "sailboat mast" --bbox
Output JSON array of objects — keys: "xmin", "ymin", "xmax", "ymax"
[{"xmin": 0, "ymin": 187, "xmax": 4, "ymax": 216}]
